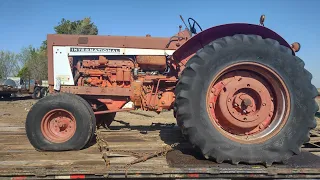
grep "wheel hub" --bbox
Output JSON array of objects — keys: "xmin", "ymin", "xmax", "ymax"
[
  {"xmin": 206, "ymin": 63, "xmax": 288, "ymax": 140},
  {"xmin": 41, "ymin": 109, "xmax": 76, "ymax": 143}
]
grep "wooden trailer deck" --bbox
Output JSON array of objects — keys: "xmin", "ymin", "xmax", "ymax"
[{"xmin": 0, "ymin": 97, "xmax": 320, "ymax": 179}]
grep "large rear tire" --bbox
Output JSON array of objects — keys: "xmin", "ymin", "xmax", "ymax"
[
  {"xmin": 26, "ymin": 93, "xmax": 95, "ymax": 151},
  {"xmin": 174, "ymin": 35, "xmax": 318, "ymax": 165}
]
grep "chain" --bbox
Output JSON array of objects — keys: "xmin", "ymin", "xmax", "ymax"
[
  {"xmin": 95, "ymin": 129, "xmax": 110, "ymax": 168},
  {"xmin": 124, "ymin": 142, "xmax": 180, "ymax": 176},
  {"xmin": 96, "ymin": 128, "xmax": 180, "ymax": 177}
]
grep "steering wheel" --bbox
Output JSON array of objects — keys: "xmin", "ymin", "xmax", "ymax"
[{"xmin": 188, "ymin": 18, "xmax": 203, "ymax": 34}]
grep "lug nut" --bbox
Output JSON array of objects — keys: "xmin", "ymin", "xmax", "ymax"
[
  {"xmin": 209, "ymin": 103, "xmax": 213, "ymax": 108},
  {"xmin": 259, "ymin": 124, "xmax": 264, "ymax": 129}
]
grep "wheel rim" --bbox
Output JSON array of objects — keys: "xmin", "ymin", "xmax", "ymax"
[
  {"xmin": 41, "ymin": 109, "xmax": 76, "ymax": 143},
  {"xmin": 206, "ymin": 62, "xmax": 290, "ymax": 144}
]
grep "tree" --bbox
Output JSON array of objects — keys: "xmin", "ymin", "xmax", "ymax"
[
  {"xmin": 0, "ymin": 51, "xmax": 20, "ymax": 78},
  {"xmin": 18, "ymin": 46, "xmax": 47, "ymax": 81},
  {"xmin": 18, "ymin": 17, "xmax": 99, "ymax": 81},
  {"xmin": 54, "ymin": 17, "xmax": 98, "ymax": 35},
  {"xmin": 17, "ymin": 66, "xmax": 29, "ymax": 78},
  {"xmin": 39, "ymin": 17, "xmax": 98, "ymax": 52}
]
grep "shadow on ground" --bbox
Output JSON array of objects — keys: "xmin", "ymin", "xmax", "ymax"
[
  {"xmin": 0, "ymin": 95, "xmax": 33, "ymax": 101},
  {"xmin": 93, "ymin": 120, "xmax": 320, "ymax": 169}
]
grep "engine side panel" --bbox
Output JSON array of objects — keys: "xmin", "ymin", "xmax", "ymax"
[
  {"xmin": 173, "ymin": 23, "xmax": 294, "ymax": 61},
  {"xmin": 53, "ymin": 46, "xmax": 75, "ymax": 88}
]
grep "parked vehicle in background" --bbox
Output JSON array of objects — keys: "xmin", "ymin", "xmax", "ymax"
[
  {"xmin": 0, "ymin": 78, "xmax": 19, "ymax": 98},
  {"xmin": 6, "ymin": 77, "xmax": 49, "ymax": 99}
]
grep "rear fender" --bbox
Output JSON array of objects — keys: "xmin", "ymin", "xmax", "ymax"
[{"xmin": 173, "ymin": 23, "xmax": 294, "ymax": 61}]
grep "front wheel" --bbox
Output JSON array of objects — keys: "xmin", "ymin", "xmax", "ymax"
[
  {"xmin": 26, "ymin": 93, "xmax": 95, "ymax": 151},
  {"xmin": 174, "ymin": 35, "xmax": 318, "ymax": 165}
]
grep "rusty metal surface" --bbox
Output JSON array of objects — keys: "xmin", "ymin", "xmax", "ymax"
[
  {"xmin": 60, "ymin": 86, "xmax": 132, "ymax": 96},
  {"xmin": 94, "ymin": 108, "xmax": 134, "ymax": 115},
  {"xmin": 76, "ymin": 56, "xmax": 134, "ymax": 89},
  {"xmin": 206, "ymin": 63, "xmax": 290, "ymax": 143},
  {"xmin": 136, "ymin": 55, "xmax": 167, "ymax": 71},
  {"xmin": 173, "ymin": 23, "xmax": 294, "ymax": 61},
  {"xmin": 291, "ymin": 42, "xmax": 301, "ymax": 52},
  {"xmin": 40, "ymin": 109, "xmax": 76, "ymax": 143},
  {"xmin": 47, "ymin": 34, "xmax": 178, "ymax": 50},
  {"xmin": 47, "ymin": 28, "xmax": 190, "ymax": 86}
]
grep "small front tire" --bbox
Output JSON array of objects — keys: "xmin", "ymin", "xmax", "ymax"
[{"xmin": 26, "ymin": 93, "xmax": 94, "ymax": 151}]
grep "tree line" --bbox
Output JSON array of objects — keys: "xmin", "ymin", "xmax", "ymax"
[{"xmin": 0, "ymin": 17, "xmax": 98, "ymax": 81}]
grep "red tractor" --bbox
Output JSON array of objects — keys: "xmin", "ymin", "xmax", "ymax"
[{"xmin": 25, "ymin": 15, "xmax": 318, "ymax": 165}]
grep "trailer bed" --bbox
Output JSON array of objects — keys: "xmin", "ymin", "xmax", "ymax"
[{"xmin": 0, "ymin": 98, "xmax": 320, "ymax": 179}]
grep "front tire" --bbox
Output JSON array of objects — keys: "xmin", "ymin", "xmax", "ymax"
[
  {"xmin": 174, "ymin": 35, "xmax": 318, "ymax": 165},
  {"xmin": 26, "ymin": 93, "xmax": 95, "ymax": 151}
]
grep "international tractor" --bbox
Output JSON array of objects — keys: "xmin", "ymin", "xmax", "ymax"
[{"xmin": 25, "ymin": 15, "xmax": 318, "ymax": 165}]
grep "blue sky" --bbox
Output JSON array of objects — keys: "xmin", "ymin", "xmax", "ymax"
[{"xmin": 0, "ymin": 0, "xmax": 319, "ymax": 87}]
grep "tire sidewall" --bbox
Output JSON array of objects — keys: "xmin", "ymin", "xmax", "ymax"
[{"xmin": 26, "ymin": 94, "xmax": 92, "ymax": 151}]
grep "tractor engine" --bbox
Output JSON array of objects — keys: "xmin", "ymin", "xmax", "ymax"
[
  {"xmin": 74, "ymin": 56, "xmax": 134, "ymax": 88},
  {"xmin": 71, "ymin": 55, "xmax": 176, "ymax": 112}
]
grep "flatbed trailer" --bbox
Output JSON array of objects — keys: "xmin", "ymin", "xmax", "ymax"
[{"xmin": 1, "ymin": 118, "xmax": 320, "ymax": 180}]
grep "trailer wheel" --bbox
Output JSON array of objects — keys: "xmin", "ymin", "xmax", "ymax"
[
  {"xmin": 40, "ymin": 87, "xmax": 48, "ymax": 98},
  {"xmin": 174, "ymin": 35, "xmax": 318, "ymax": 165},
  {"xmin": 26, "ymin": 93, "xmax": 94, "ymax": 151},
  {"xmin": 32, "ymin": 87, "xmax": 41, "ymax": 99}
]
